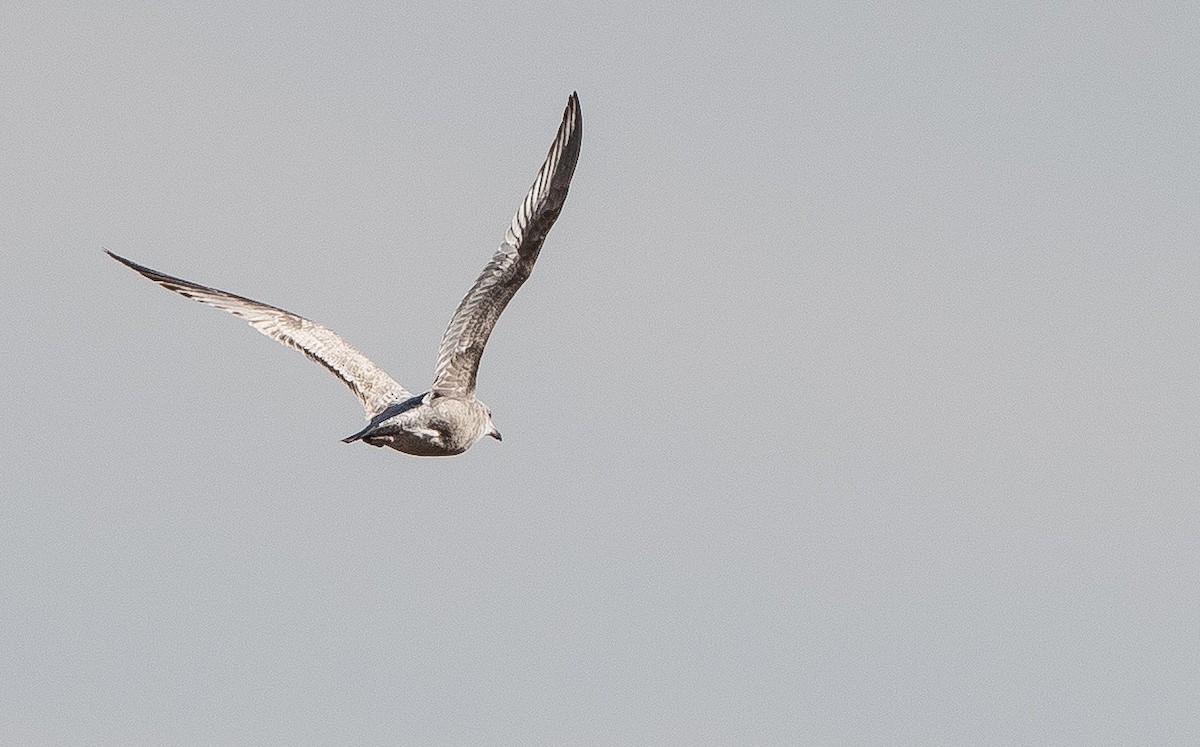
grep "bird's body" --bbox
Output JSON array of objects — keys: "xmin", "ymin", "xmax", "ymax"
[
  {"xmin": 108, "ymin": 93, "xmax": 582, "ymax": 457},
  {"xmin": 342, "ymin": 392, "xmax": 494, "ymax": 456}
]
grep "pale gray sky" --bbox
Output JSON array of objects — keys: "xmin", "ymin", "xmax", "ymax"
[{"xmin": 3, "ymin": 1, "xmax": 1199, "ymax": 742}]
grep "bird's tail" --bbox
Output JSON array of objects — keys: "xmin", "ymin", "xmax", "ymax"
[{"xmin": 341, "ymin": 424, "xmax": 373, "ymax": 443}]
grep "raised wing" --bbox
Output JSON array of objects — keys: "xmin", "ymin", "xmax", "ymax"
[
  {"xmin": 431, "ymin": 92, "xmax": 583, "ymax": 399},
  {"xmin": 107, "ymin": 251, "xmax": 411, "ymax": 417}
]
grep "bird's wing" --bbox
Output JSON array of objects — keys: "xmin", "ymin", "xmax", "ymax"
[
  {"xmin": 430, "ymin": 92, "xmax": 583, "ymax": 399},
  {"xmin": 107, "ymin": 251, "xmax": 411, "ymax": 417}
]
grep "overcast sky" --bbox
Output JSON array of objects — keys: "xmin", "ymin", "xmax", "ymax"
[{"xmin": 3, "ymin": 1, "xmax": 1199, "ymax": 742}]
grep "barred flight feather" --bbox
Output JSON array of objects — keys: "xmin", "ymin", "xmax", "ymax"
[
  {"xmin": 431, "ymin": 92, "xmax": 582, "ymax": 398},
  {"xmin": 105, "ymin": 251, "xmax": 411, "ymax": 417}
]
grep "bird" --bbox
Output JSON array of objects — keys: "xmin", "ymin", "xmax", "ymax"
[{"xmin": 108, "ymin": 92, "xmax": 582, "ymax": 457}]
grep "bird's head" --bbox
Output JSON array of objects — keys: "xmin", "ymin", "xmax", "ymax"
[{"xmin": 482, "ymin": 405, "xmax": 501, "ymax": 442}]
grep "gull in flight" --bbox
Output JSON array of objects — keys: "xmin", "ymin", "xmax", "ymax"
[{"xmin": 109, "ymin": 92, "xmax": 582, "ymax": 457}]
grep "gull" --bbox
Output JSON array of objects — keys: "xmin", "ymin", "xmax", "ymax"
[{"xmin": 108, "ymin": 92, "xmax": 582, "ymax": 457}]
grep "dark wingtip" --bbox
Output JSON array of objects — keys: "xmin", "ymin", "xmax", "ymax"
[{"xmin": 105, "ymin": 249, "xmax": 151, "ymax": 275}]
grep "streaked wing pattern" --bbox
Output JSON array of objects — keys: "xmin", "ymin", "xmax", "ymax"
[
  {"xmin": 431, "ymin": 92, "xmax": 583, "ymax": 398},
  {"xmin": 106, "ymin": 251, "xmax": 411, "ymax": 417}
]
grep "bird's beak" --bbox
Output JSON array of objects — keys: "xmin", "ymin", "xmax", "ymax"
[{"xmin": 489, "ymin": 428, "xmax": 502, "ymax": 442}]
